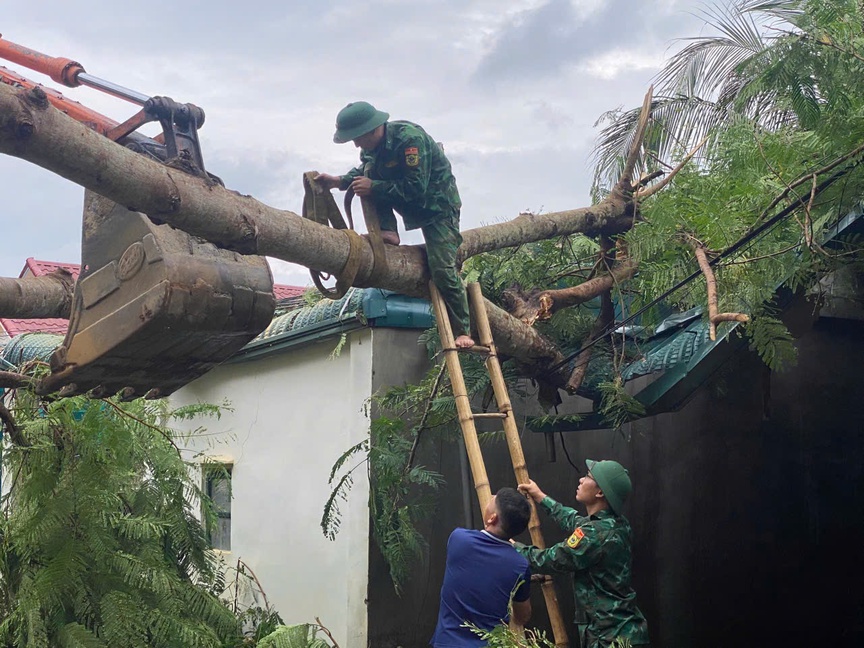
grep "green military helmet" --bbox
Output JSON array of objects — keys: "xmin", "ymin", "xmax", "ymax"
[
  {"xmin": 333, "ymin": 101, "xmax": 390, "ymax": 144},
  {"xmin": 586, "ymin": 459, "xmax": 632, "ymax": 514}
]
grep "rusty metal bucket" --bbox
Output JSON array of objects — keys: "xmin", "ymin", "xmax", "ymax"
[{"xmin": 39, "ymin": 190, "xmax": 275, "ymax": 398}]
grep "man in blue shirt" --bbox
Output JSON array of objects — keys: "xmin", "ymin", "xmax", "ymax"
[{"xmin": 431, "ymin": 487, "xmax": 533, "ymax": 647}]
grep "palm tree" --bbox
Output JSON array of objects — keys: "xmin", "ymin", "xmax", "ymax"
[{"xmin": 591, "ymin": 0, "xmax": 858, "ymax": 195}]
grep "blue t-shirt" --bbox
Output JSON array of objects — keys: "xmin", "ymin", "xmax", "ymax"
[{"xmin": 430, "ymin": 528, "xmax": 531, "ymax": 647}]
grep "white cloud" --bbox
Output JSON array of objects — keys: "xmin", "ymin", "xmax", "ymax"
[{"xmin": 576, "ymin": 49, "xmax": 667, "ymax": 80}]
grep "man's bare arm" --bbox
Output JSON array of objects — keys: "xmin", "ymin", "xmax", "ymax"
[{"xmin": 511, "ymin": 599, "xmax": 531, "ymax": 627}]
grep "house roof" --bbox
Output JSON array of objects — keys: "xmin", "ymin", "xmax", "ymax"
[
  {"xmin": 0, "ymin": 258, "xmax": 306, "ymax": 338},
  {"xmin": 21, "ymin": 258, "xmax": 81, "ymax": 280},
  {"xmin": 1, "ymin": 286, "xmax": 435, "ymax": 371},
  {"xmin": 273, "ymin": 284, "xmax": 306, "ymax": 302}
]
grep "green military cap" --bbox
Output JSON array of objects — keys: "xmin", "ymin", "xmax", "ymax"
[
  {"xmin": 333, "ymin": 101, "xmax": 389, "ymax": 144},
  {"xmin": 586, "ymin": 459, "xmax": 632, "ymax": 514}
]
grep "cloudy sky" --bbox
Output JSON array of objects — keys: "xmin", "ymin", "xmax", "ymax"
[{"xmin": 1, "ymin": 0, "xmax": 708, "ymax": 285}]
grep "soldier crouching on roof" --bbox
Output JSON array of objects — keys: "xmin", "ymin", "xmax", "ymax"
[{"xmin": 315, "ymin": 101, "xmax": 474, "ymax": 349}]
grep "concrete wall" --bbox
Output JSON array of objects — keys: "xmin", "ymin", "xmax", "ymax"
[
  {"xmin": 365, "ymin": 316, "xmax": 864, "ymax": 647},
  {"xmin": 171, "ymin": 331, "xmax": 374, "ymax": 648},
  {"xmin": 170, "ymin": 310, "xmax": 864, "ymax": 647}
]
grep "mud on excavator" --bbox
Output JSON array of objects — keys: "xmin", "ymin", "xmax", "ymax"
[{"xmin": 0, "ymin": 36, "xmax": 275, "ymax": 399}]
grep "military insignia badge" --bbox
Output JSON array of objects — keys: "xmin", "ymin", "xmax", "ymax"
[
  {"xmin": 566, "ymin": 527, "xmax": 585, "ymax": 549},
  {"xmin": 405, "ymin": 146, "xmax": 420, "ymax": 167}
]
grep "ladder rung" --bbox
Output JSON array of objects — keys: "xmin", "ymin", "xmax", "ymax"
[
  {"xmin": 472, "ymin": 412, "xmax": 507, "ymax": 419},
  {"xmin": 459, "ymin": 344, "xmax": 491, "ymax": 354}
]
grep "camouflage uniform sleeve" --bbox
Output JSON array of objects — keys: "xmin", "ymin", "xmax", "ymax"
[
  {"xmin": 339, "ymin": 152, "xmax": 372, "ymax": 190},
  {"xmin": 515, "ymin": 524, "xmax": 607, "ymax": 575},
  {"xmin": 539, "ymin": 496, "xmax": 584, "ymax": 532},
  {"xmin": 370, "ymin": 133, "xmax": 431, "ymax": 206}
]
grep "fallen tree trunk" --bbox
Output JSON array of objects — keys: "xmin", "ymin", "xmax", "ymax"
[
  {"xmin": 0, "ymin": 270, "xmax": 74, "ymax": 319},
  {"xmin": 0, "ymin": 83, "xmax": 644, "ymax": 389}
]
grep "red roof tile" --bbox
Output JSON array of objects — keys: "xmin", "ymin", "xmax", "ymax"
[
  {"xmin": 1, "ymin": 258, "xmax": 305, "ymax": 337},
  {"xmin": 273, "ymin": 285, "xmax": 306, "ymax": 301},
  {"xmin": 2, "ymin": 318, "xmax": 69, "ymax": 336},
  {"xmin": 22, "ymin": 258, "xmax": 81, "ymax": 280}
]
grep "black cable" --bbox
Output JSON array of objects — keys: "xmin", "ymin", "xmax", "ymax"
[
  {"xmin": 547, "ymin": 159, "xmax": 860, "ymax": 374},
  {"xmin": 558, "ymin": 431, "xmax": 582, "ymax": 472}
]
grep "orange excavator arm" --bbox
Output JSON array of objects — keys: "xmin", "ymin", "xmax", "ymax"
[
  {"xmin": 0, "ymin": 33, "xmax": 149, "ymax": 104},
  {"xmin": 0, "ymin": 36, "xmax": 275, "ymax": 399},
  {"xmin": 0, "ymin": 65, "xmax": 121, "ymax": 137}
]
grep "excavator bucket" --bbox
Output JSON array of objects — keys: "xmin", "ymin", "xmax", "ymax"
[{"xmin": 38, "ymin": 190, "xmax": 275, "ymax": 398}]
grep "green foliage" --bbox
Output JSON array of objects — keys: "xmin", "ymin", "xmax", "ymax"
[
  {"xmin": 368, "ymin": 418, "xmax": 443, "ymax": 593},
  {"xmin": 0, "ymin": 390, "xmax": 241, "ymax": 647},
  {"xmin": 328, "ymin": 333, "xmax": 348, "ymax": 360},
  {"xmin": 747, "ymin": 314, "xmax": 798, "ymax": 370},
  {"xmin": 597, "ymin": 378, "xmax": 647, "ymax": 432},
  {"xmin": 468, "ymin": 623, "xmax": 631, "ymax": 648},
  {"xmin": 587, "ymin": 0, "xmax": 864, "ymax": 370},
  {"xmin": 349, "ymin": 0, "xmax": 864, "ymax": 606},
  {"xmin": 322, "ymin": 412, "xmax": 444, "ymax": 594},
  {"xmin": 463, "ymin": 622, "xmax": 557, "ymax": 647},
  {"xmin": 322, "ymin": 326, "xmax": 533, "ymax": 592},
  {"xmin": 255, "ymin": 624, "xmax": 333, "ymax": 648},
  {"xmin": 320, "ymin": 439, "xmax": 368, "ymax": 541},
  {"xmin": 301, "ymin": 287, "xmax": 324, "ymax": 308}
]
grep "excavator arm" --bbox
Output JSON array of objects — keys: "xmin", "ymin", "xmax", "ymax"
[{"xmin": 0, "ymin": 35, "xmax": 275, "ymax": 399}]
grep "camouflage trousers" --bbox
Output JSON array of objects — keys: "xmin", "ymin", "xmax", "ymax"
[{"xmin": 378, "ymin": 207, "xmax": 471, "ymax": 338}]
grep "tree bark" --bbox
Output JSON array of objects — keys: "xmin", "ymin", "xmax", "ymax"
[
  {"xmin": 0, "ymin": 83, "xmax": 642, "ymax": 390},
  {"xmin": 0, "ymin": 399, "xmax": 29, "ymax": 447},
  {"xmin": 565, "ymin": 289, "xmax": 615, "ymax": 393},
  {"xmin": 693, "ymin": 245, "xmax": 750, "ymax": 340},
  {"xmin": 0, "ymin": 270, "xmax": 74, "ymax": 319}
]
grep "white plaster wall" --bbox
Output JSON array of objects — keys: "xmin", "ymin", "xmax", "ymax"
[{"xmin": 170, "ymin": 331, "xmax": 373, "ymax": 647}]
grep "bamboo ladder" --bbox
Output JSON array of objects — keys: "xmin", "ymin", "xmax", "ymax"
[{"xmin": 428, "ymin": 281, "xmax": 569, "ymax": 647}]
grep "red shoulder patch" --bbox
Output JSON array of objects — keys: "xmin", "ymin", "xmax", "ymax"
[
  {"xmin": 566, "ymin": 527, "xmax": 585, "ymax": 548},
  {"xmin": 404, "ymin": 146, "xmax": 420, "ymax": 167}
]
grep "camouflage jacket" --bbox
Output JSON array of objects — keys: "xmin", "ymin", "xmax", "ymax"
[
  {"xmin": 339, "ymin": 120, "xmax": 461, "ymax": 230},
  {"xmin": 515, "ymin": 497, "xmax": 650, "ymax": 648}
]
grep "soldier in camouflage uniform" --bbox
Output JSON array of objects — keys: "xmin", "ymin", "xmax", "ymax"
[
  {"xmin": 316, "ymin": 101, "xmax": 474, "ymax": 348},
  {"xmin": 516, "ymin": 460, "xmax": 650, "ymax": 648}
]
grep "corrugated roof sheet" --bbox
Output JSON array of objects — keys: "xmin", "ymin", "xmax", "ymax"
[
  {"xmin": 256, "ymin": 288, "xmax": 365, "ymax": 340},
  {"xmin": 620, "ymin": 317, "xmax": 713, "ymax": 381},
  {"xmin": 1, "ymin": 332, "xmax": 64, "ymax": 367}
]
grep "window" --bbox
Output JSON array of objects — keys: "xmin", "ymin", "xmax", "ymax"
[{"xmin": 203, "ymin": 463, "xmax": 232, "ymax": 551}]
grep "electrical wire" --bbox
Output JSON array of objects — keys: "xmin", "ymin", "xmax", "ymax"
[{"xmin": 558, "ymin": 431, "xmax": 582, "ymax": 473}]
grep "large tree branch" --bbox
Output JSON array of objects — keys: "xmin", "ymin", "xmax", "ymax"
[
  {"xmin": 0, "ymin": 269, "xmax": 74, "ymax": 319},
  {"xmin": 504, "ymin": 259, "xmax": 638, "ymax": 325},
  {"xmin": 0, "ymin": 371, "xmax": 32, "ymax": 389},
  {"xmin": 612, "ymin": 87, "xmax": 654, "ymax": 200},
  {"xmin": 693, "ymin": 245, "xmax": 750, "ymax": 340},
  {"xmin": 0, "ymin": 82, "xmax": 652, "ymax": 393},
  {"xmin": 0, "ymin": 83, "xmax": 639, "ymax": 291},
  {"xmin": 565, "ymin": 289, "xmax": 615, "ymax": 393}
]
